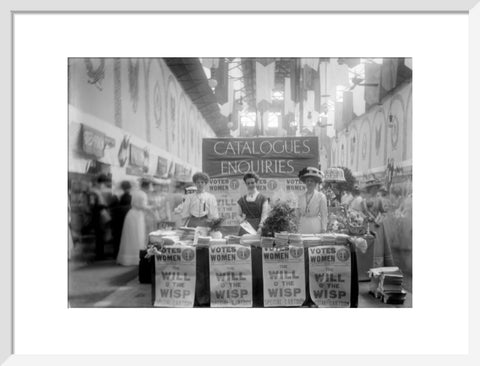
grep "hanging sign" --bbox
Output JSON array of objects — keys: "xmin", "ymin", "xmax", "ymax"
[
  {"xmin": 209, "ymin": 244, "xmax": 253, "ymax": 307},
  {"xmin": 262, "ymin": 245, "xmax": 306, "ymax": 307},
  {"xmin": 81, "ymin": 125, "xmax": 105, "ymax": 158},
  {"xmin": 154, "ymin": 244, "xmax": 196, "ymax": 307},
  {"xmin": 308, "ymin": 245, "xmax": 351, "ymax": 308},
  {"xmin": 204, "ymin": 137, "xmax": 318, "ymax": 228},
  {"xmin": 202, "ymin": 137, "xmax": 319, "ymax": 178}
]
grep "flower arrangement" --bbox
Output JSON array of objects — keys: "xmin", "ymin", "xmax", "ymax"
[
  {"xmin": 327, "ymin": 206, "xmax": 348, "ymax": 233},
  {"xmin": 261, "ymin": 202, "xmax": 298, "ymax": 237},
  {"xmin": 346, "ymin": 209, "xmax": 367, "ymax": 235}
]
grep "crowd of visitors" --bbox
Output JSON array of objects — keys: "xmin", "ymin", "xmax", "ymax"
[
  {"xmin": 68, "ymin": 174, "xmax": 189, "ymax": 264},
  {"xmin": 68, "ymin": 169, "xmax": 412, "ymax": 265}
]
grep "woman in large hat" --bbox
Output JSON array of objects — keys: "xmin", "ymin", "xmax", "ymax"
[{"xmin": 297, "ymin": 167, "xmax": 328, "ymax": 234}]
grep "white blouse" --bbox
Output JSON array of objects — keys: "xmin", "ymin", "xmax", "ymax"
[
  {"xmin": 181, "ymin": 191, "xmax": 219, "ymax": 219},
  {"xmin": 131, "ymin": 190, "xmax": 148, "ymax": 210},
  {"xmin": 298, "ymin": 190, "xmax": 328, "ymax": 231}
]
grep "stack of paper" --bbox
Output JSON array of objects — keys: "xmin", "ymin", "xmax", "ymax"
[
  {"xmin": 240, "ymin": 234, "xmax": 261, "ymax": 247},
  {"xmin": 301, "ymin": 237, "xmax": 322, "ymax": 247},
  {"xmin": 209, "ymin": 239, "xmax": 227, "ymax": 245},
  {"xmin": 274, "ymin": 232, "xmax": 289, "ymax": 246},
  {"xmin": 288, "ymin": 233, "xmax": 303, "ymax": 246},
  {"xmin": 148, "ymin": 230, "xmax": 180, "ymax": 246},
  {"xmin": 368, "ymin": 266, "xmax": 407, "ymax": 305},
  {"xmin": 196, "ymin": 236, "xmax": 211, "ymax": 247},
  {"xmin": 226, "ymin": 235, "xmax": 242, "ymax": 245},
  {"xmin": 260, "ymin": 237, "xmax": 275, "ymax": 247},
  {"xmin": 176, "ymin": 227, "xmax": 196, "ymax": 241},
  {"xmin": 315, "ymin": 234, "xmax": 337, "ymax": 246}
]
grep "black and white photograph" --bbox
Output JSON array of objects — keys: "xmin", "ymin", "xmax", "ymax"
[
  {"xmin": 68, "ymin": 57, "xmax": 413, "ymax": 308},
  {"xmin": 6, "ymin": 5, "xmax": 475, "ymax": 362}
]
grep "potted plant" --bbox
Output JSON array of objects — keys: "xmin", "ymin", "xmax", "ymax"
[{"xmin": 261, "ymin": 202, "xmax": 298, "ymax": 237}]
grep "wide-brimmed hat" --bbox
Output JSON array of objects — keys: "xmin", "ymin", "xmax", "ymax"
[
  {"xmin": 298, "ymin": 167, "xmax": 324, "ymax": 183},
  {"xmin": 364, "ymin": 179, "xmax": 382, "ymax": 189}
]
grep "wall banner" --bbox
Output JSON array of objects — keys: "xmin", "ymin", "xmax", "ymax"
[
  {"xmin": 308, "ymin": 245, "xmax": 351, "ymax": 308},
  {"xmin": 262, "ymin": 245, "xmax": 306, "ymax": 307},
  {"xmin": 209, "ymin": 244, "xmax": 253, "ymax": 307},
  {"xmin": 129, "ymin": 144, "xmax": 145, "ymax": 167},
  {"xmin": 155, "ymin": 156, "xmax": 169, "ymax": 177},
  {"xmin": 154, "ymin": 244, "xmax": 196, "ymax": 307},
  {"xmin": 81, "ymin": 124, "xmax": 105, "ymax": 158}
]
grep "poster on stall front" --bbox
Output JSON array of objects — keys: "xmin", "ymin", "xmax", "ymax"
[
  {"xmin": 154, "ymin": 244, "xmax": 196, "ymax": 307},
  {"xmin": 209, "ymin": 244, "xmax": 253, "ymax": 307},
  {"xmin": 308, "ymin": 245, "xmax": 351, "ymax": 308},
  {"xmin": 262, "ymin": 245, "xmax": 306, "ymax": 307}
]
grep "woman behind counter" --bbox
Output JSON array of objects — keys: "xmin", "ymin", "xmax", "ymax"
[
  {"xmin": 236, "ymin": 172, "xmax": 269, "ymax": 235},
  {"xmin": 297, "ymin": 167, "xmax": 328, "ymax": 234},
  {"xmin": 181, "ymin": 172, "xmax": 219, "ymax": 228}
]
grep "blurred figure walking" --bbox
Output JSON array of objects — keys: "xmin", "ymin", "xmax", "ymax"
[
  {"xmin": 117, "ymin": 178, "xmax": 155, "ymax": 266},
  {"xmin": 111, "ymin": 180, "xmax": 132, "ymax": 258},
  {"xmin": 89, "ymin": 173, "xmax": 115, "ymax": 261}
]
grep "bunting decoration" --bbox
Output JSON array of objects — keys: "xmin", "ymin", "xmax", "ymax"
[
  {"xmin": 342, "ymin": 90, "xmax": 354, "ymax": 126},
  {"xmin": 219, "ymin": 65, "xmax": 234, "ymax": 118},
  {"xmin": 290, "ymin": 59, "xmax": 301, "ymax": 103},
  {"xmin": 214, "ymin": 58, "xmax": 228, "ymax": 105},
  {"xmin": 84, "ymin": 58, "xmax": 105, "ymax": 91},
  {"xmin": 364, "ymin": 62, "xmax": 382, "ymax": 108},
  {"xmin": 128, "ymin": 58, "xmax": 140, "ymax": 112},
  {"xmin": 380, "ymin": 58, "xmax": 399, "ymax": 96},
  {"xmin": 301, "ymin": 58, "xmax": 319, "ymax": 92},
  {"xmin": 201, "ymin": 58, "xmax": 219, "ymax": 70},
  {"xmin": 314, "ymin": 64, "xmax": 322, "ymax": 113},
  {"xmin": 255, "ymin": 58, "xmax": 275, "ymax": 109},
  {"xmin": 255, "ymin": 58, "xmax": 275, "ymax": 135},
  {"xmin": 283, "ymin": 77, "xmax": 296, "ymax": 129}
]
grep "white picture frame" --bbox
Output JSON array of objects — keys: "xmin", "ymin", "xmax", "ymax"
[{"xmin": 2, "ymin": 0, "xmax": 479, "ymax": 365}]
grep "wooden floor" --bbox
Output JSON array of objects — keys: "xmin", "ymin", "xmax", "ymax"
[{"xmin": 90, "ymin": 277, "xmax": 412, "ymax": 308}]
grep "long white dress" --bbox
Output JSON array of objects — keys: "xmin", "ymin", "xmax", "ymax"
[
  {"xmin": 298, "ymin": 190, "xmax": 328, "ymax": 234},
  {"xmin": 116, "ymin": 190, "xmax": 148, "ymax": 266}
]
